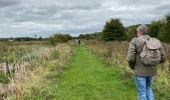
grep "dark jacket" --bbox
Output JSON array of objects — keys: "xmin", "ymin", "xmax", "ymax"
[{"xmin": 127, "ymin": 35, "xmax": 166, "ymax": 76}]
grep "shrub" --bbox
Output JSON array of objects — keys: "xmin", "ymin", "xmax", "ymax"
[{"xmin": 48, "ymin": 34, "xmax": 72, "ymax": 45}]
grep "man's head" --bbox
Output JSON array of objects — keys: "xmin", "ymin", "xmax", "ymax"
[{"xmin": 136, "ymin": 25, "xmax": 148, "ymax": 37}]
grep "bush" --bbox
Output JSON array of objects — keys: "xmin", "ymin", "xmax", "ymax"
[
  {"xmin": 148, "ymin": 21, "xmax": 162, "ymax": 38},
  {"xmin": 125, "ymin": 25, "xmax": 138, "ymax": 41},
  {"xmin": 48, "ymin": 34, "xmax": 72, "ymax": 45},
  {"xmin": 158, "ymin": 14, "xmax": 170, "ymax": 42}
]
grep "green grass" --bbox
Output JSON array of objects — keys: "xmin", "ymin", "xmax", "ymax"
[{"xmin": 25, "ymin": 45, "xmax": 137, "ymax": 100}]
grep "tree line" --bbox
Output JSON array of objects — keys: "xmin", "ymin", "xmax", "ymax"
[
  {"xmin": 11, "ymin": 13, "xmax": 169, "ymax": 45},
  {"xmin": 79, "ymin": 13, "xmax": 170, "ymax": 42},
  {"xmin": 0, "ymin": 37, "xmax": 43, "ymax": 42}
]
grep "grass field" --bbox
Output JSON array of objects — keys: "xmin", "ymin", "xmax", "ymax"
[
  {"xmin": 24, "ymin": 45, "xmax": 137, "ymax": 100},
  {"xmin": 0, "ymin": 41, "xmax": 169, "ymax": 100}
]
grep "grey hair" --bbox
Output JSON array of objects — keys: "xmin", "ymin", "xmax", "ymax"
[{"xmin": 137, "ymin": 24, "xmax": 148, "ymax": 34}]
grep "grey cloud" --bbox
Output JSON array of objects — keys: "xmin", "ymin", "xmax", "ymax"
[
  {"xmin": 0, "ymin": 0, "xmax": 20, "ymax": 7},
  {"xmin": 0, "ymin": 0, "xmax": 170, "ymax": 38}
]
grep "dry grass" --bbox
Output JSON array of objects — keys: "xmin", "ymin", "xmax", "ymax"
[{"xmin": 0, "ymin": 42, "xmax": 72, "ymax": 100}]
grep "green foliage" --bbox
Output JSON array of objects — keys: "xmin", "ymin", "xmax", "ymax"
[
  {"xmin": 125, "ymin": 25, "xmax": 138, "ymax": 41},
  {"xmin": 95, "ymin": 32, "xmax": 103, "ymax": 40},
  {"xmin": 0, "ymin": 73, "xmax": 10, "ymax": 84},
  {"xmin": 148, "ymin": 21, "xmax": 162, "ymax": 38},
  {"xmin": 125, "ymin": 13, "xmax": 170, "ymax": 43},
  {"xmin": 79, "ymin": 34, "xmax": 94, "ymax": 40},
  {"xmin": 158, "ymin": 14, "xmax": 170, "ymax": 42},
  {"xmin": 0, "ymin": 37, "xmax": 45, "ymax": 42},
  {"xmin": 78, "ymin": 32, "xmax": 103, "ymax": 40},
  {"xmin": 79, "ymin": 13, "xmax": 170, "ymax": 42},
  {"xmin": 48, "ymin": 34, "xmax": 72, "ymax": 45},
  {"xmin": 102, "ymin": 18, "xmax": 125, "ymax": 41}
]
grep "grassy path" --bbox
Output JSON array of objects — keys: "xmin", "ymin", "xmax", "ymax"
[
  {"xmin": 54, "ymin": 45, "xmax": 137, "ymax": 100},
  {"xmin": 26, "ymin": 46, "xmax": 137, "ymax": 100}
]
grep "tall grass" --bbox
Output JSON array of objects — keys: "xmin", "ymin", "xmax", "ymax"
[
  {"xmin": 84, "ymin": 40, "xmax": 170, "ymax": 100},
  {"xmin": 0, "ymin": 42, "xmax": 72, "ymax": 100}
]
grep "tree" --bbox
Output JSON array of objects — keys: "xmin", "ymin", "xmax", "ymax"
[
  {"xmin": 158, "ymin": 14, "xmax": 170, "ymax": 42},
  {"xmin": 148, "ymin": 21, "xmax": 161, "ymax": 38},
  {"xmin": 38, "ymin": 36, "xmax": 43, "ymax": 41},
  {"xmin": 78, "ymin": 33, "xmax": 99, "ymax": 40},
  {"xmin": 102, "ymin": 18, "xmax": 125, "ymax": 41},
  {"xmin": 125, "ymin": 25, "xmax": 138, "ymax": 41}
]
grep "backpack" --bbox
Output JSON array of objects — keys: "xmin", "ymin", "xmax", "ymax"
[{"xmin": 139, "ymin": 37, "xmax": 162, "ymax": 66}]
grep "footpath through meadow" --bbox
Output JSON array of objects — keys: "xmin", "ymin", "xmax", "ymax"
[
  {"xmin": 53, "ymin": 45, "xmax": 137, "ymax": 100},
  {"xmin": 27, "ymin": 45, "xmax": 137, "ymax": 100}
]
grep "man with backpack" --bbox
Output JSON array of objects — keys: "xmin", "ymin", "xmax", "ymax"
[{"xmin": 127, "ymin": 25, "xmax": 166, "ymax": 100}]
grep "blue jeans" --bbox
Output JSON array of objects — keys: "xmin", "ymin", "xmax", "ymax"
[{"xmin": 135, "ymin": 75, "xmax": 154, "ymax": 100}]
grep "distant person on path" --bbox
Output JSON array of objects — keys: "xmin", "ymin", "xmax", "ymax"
[
  {"xmin": 127, "ymin": 25, "xmax": 166, "ymax": 100},
  {"xmin": 78, "ymin": 39, "xmax": 81, "ymax": 45}
]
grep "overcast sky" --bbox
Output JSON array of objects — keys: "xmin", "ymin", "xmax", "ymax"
[{"xmin": 0, "ymin": 0, "xmax": 170, "ymax": 38}]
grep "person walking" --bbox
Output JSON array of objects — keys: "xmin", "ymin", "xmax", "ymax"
[
  {"xmin": 78, "ymin": 39, "xmax": 81, "ymax": 45},
  {"xmin": 127, "ymin": 25, "xmax": 166, "ymax": 100}
]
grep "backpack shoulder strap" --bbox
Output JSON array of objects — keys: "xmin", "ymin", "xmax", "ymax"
[{"xmin": 137, "ymin": 36, "xmax": 149, "ymax": 54}]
